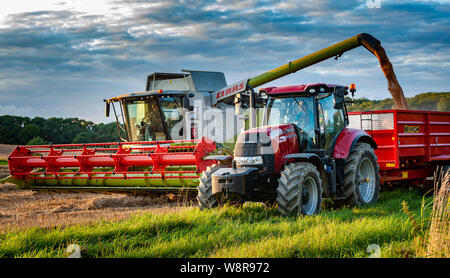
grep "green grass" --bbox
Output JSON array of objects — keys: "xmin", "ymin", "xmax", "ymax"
[
  {"xmin": 0, "ymin": 188, "xmax": 430, "ymax": 258},
  {"xmin": 0, "ymin": 160, "xmax": 7, "ymax": 165}
]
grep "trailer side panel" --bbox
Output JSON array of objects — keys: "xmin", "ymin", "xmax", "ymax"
[{"xmin": 348, "ymin": 109, "xmax": 450, "ymax": 184}]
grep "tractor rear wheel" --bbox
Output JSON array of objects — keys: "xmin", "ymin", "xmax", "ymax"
[
  {"xmin": 197, "ymin": 164, "xmax": 221, "ymax": 209},
  {"xmin": 276, "ymin": 162, "xmax": 323, "ymax": 215},
  {"xmin": 341, "ymin": 142, "xmax": 380, "ymax": 206}
]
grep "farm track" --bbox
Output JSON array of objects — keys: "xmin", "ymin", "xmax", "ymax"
[
  {"xmin": 0, "ymin": 144, "xmax": 15, "ymax": 160},
  {"xmin": 0, "ymin": 180, "xmax": 193, "ymax": 232}
]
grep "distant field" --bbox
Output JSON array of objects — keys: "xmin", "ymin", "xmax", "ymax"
[
  {"xmin": 0, "ymin": 144, "xmax": 15, "ymax": 161},
  {"xmin": 0, "ymin": 188, "xmax": 430, "ymax": 258}
]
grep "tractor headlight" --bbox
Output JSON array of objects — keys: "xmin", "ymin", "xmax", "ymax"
[{"xmin": 234, "ymin": 156, "xmax": 264, "ymax": 166}]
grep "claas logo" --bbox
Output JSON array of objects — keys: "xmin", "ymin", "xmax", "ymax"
[{"xmin": 216, "ymin": 82, "xmax": 246, "ymax": 99}]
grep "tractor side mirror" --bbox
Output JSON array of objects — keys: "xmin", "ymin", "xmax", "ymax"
[
  {"xmin": 105, "ymin": 101, "xmax": 110, "ymax": 117},
  {"xmin": 333, "ymin": 90, "xmax": 345, "ymax": 109}
]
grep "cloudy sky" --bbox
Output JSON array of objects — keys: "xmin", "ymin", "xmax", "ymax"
[{"xmin": 0, "ymin": 0, "xmax": 449, "ymax": 123}]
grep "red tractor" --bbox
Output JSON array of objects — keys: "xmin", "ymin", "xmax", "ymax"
[{"xmin": 198, "ymin": 83, "xmax": 380, "ymax": 215}]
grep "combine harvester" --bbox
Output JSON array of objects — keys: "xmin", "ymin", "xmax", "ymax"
[{"xmin": 2, "ymin": 34, "xmax": 449, "ymax": 205}]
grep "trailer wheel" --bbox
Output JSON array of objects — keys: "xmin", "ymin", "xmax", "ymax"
[
  {"xmin": 276, "ymin": 162, "xmax": 323, "ymax": 215},
  {"xmin": 197, "ymin": 164, "xmax": 221, "ymax": 209},
  {"xmin": 342, "ymin": 142, "xmax": 380, "ymax": 206}
]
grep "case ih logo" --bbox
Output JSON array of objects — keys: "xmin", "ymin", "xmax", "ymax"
[{"xmin": 214, "ymin": 79, "xmax": 248, "ymax": 103}]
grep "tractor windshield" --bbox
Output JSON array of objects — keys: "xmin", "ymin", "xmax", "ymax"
[{"xmin": 266, "ymin": 96, "xmax": 315, "ymax": 147}]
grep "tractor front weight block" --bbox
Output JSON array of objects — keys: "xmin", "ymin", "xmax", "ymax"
[{"xmin": 211, "ymin": 167, "xmax": 259, "ymax": 199}]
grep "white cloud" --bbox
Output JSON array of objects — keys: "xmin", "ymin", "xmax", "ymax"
[
  {"xmin": 0, "ymin": 0, "xmax": 133, "ymax": 27},
  {"xmin": 0, "ymin": 0, "xmax": 449, "ymax": 123}
]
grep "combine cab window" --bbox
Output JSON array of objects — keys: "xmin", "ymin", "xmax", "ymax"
[
  {"xmin": 124, "ymin": 96, "xmax": 186, "ymax": 142},
  {"xmin": 158, "ymin": 96, "xmax": 185, "ymax": 140},
  {"xmin": 125, "ymin": 98, "xmax": 166, "ymax": 142}
]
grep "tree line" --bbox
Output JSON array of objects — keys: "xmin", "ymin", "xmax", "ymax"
[
  {"xmin": 346, "ymin": 92, "xmax": 450, "ymax": 112},
  {"xmin": 0, "ymin": 92, "xmax": 448, "ymax": 145},
  {"xmin": 0, "ymin": 116, "xmax": 121, "ymax": 145}
]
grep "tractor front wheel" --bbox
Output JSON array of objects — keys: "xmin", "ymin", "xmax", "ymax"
[
  {"xmin": 276, "ymin": 162, "xmax": 323, "ymax": 215},
  {"xmin": 342, "ymin": 142, "xmax": 380, "ymax": 206},
  {"xmin": 197, "ymin": 164, "xmax": 221, "ymax": 209}
]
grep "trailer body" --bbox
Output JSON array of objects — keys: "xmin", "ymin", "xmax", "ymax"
[{"xmin": 348, "ymin": 109, "xmax": 450, "ymax": 184}]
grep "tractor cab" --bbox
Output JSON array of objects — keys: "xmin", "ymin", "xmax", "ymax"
[
  {"xmin": 231, "ymin": 83, "xmax": 350, "ymax": 171},
  {"xmin": 260, "ymin": 83, "xmax": 348, "ymax": 154}
]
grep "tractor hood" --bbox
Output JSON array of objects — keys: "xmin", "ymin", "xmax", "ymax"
[
  {"xmin": 239, "ymin": 124, "xmax": 296, "ymax": 143},
  {"xmin": 234, "ymin": 124, "xmax": 300, "ymax": 173}
]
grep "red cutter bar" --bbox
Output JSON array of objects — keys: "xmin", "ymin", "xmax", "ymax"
[{"xmin": 7, "ymin": 137, "xmax": 216, "ymax": 184}]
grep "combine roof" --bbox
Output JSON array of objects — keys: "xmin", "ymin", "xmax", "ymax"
[{"xmin": 106, "ymin": 91, "xmax": 186, "ymax": 103}]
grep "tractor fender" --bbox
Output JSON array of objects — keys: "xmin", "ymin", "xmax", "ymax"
[
  {"xmin": 283, "ymin": 153, "xmax": 324, "ymax": 171},
  {"xmin": 332, "ymin": 128, "xmax": 377, "ymax": 159}
]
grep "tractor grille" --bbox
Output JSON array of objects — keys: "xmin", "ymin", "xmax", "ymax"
[
  {"xmin": 234, "ymin": 143, "xmax": 258, "ymax": 157},
  {"xmin": 233, "ymin": 132, "xmax": 275, "ymax": 173},
  {"xmin": 234, "ymin": 131, "xmax": 271, "ymax": 156}
]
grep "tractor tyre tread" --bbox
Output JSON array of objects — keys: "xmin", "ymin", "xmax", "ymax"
[
  {"xmin": 276, "ymin": 162, "xmax": 323, "ymax": 215},
  {"xmin": 341, "ymin": 142, "xmax": 380, "ymax": 207},
  {"xmin": 197, "ymin": 164, "xmax": 221, "ymax": 209}
]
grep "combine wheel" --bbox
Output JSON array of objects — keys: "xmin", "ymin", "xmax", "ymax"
[
  {"xmin": 342, "ymin": 142, "xmax": 380, "ymax": 206},
  {"xmin": 197, "ymin": 164, "xmax": 222, "ymax": 209},
  {"xmin": 276, "ymin": 162, "xmax": 323, "ymax": 215}
]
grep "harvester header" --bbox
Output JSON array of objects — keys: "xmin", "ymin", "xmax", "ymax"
[{"xmin": 3, "ymin": 137, "xmax": 216, "ymax": 192}]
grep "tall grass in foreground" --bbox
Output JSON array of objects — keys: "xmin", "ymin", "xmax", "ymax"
[
  {"xmin": 0, "ymin": 189, "xmax": 428, "ymax": 258},
  {"xmin": 424, "ymin": 166, "xmax": 449, "ymax": 257}
]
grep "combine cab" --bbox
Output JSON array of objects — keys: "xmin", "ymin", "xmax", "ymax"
[{"xmin": 105, "ymin": 70, "xmax": 244, "ymax": 144}]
